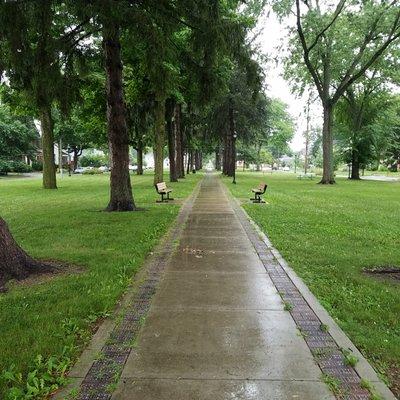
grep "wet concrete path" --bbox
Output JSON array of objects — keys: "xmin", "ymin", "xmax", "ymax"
[{"xmin": 113, "ymin": 174, "xmax": 334, "ymax": 400}]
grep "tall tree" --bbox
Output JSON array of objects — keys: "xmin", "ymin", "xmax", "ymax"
[
  {"xmin": 0, "ymin": 1, "xmax": 86, "ymax": 188},
  {"xmin": 275, "ymin": 0, "xmax": 400, "ymax": 183},
  {"xmin": 0, "ymin": 105, "xmax": 39, "ymax": 161},
  {"xmin": 102, "ymin": 12, "xmax": 136, "ymax": 211}
]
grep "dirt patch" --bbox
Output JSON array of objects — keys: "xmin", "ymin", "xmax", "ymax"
[
  {"xmin": 363, "ymin": 266, "xmax": 400, "ymax": 283},
  {"xmin": 3, "ymin": 260, "xmax": 84, "ymax": 291},
  {"xmin": 387, "ymin": 363, "xmax": 400, "ymax": 399}
]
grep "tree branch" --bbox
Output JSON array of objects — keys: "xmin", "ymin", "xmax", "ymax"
[
  {"xmin": 307, "ymin": 0, "xmax": 346, "ymax": 53},
  {"xmin": 333, "ymin": 7, "xmax": 400, "ymax": 103},
  {"xmin": 295, "ymin": 0, "xmax": 324, "ymax": 99}
]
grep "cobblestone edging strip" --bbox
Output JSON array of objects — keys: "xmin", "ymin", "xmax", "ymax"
[
  {"xmin": 222, "ymin": 182, "xmax": 396, "ymax": 400},
  {"xmin": 54, "ymin": 182, "xmax": 202, "ymax": 400}
]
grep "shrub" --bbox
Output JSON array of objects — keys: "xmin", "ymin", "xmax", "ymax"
[
  {"xmin": 12, "ymin": 161, "xmax": 32, "ymax": 173},
  {"xmin": 31, "ymin": 160, "xmax": 43, "ymax": 171},
  {"xmin": 0, "ymin": 161, "xmax": 33, "ymax": 175},
  {"xmin": 80, "ymin": 154, "xmax": 108, "ymax": 168},
  {"xmin": 0, "ymin": 160, "xmax": 12, "ymax": 175},
  {"xmin": 82, "ymin": 168, "xmax": 103, "ymax": 175}
]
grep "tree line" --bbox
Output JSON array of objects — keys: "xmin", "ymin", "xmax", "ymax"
[
  {"xmin": 275, "ymin": 0, "xmax": 400, "ymax": 183},
  {"xmin": 1, "ymin": 1, "xmax": 293, "ymax": 287}
]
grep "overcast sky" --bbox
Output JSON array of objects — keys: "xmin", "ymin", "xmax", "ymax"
[{"xmin": 256, "ymin": 10, "xmax": 322, "ymax": 152}]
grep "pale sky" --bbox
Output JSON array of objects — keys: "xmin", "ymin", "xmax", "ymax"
[{"xmin": 256, "ymin": 10, "xmax": 322, "ymax": 152}]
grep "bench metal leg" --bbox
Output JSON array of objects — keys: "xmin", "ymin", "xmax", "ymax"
[
  {"xmin": 167, "ymin": 192, "xmax": 174, "ymax": 201},
  {"xmin": 250, "ymin": 193, "xmax": 265, "ymax": 203},
  {"xmin": 156, "ymin": 193, "xmax": 169, "ymax": 203}
]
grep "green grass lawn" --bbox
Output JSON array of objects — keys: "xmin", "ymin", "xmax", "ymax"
[
  {"xmin": 0, "ymin": 172, "xmax": 201, "ymax": 398},
  {"xmin": 223, "ymin": 172, "xmax": 400, "ymax": 394}
]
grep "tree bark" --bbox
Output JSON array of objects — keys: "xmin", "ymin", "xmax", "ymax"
[
  {"xmin": 103, "ymin": 22, "xmax": 136, "ymax": 211},
  {"xmin": 136, "ymin": 140, "xmax": 143, "ymax": 175},
  {"xmin": 229, "ymin": 100, "xmax": 236, "ymax": 182},
  {"xmin": 194, "ymin": 150, "xmax": 201, "ymax": 171},
  {"xmin": 256, "ymin": 143, "xmax": 261, "ymax": 171},
  {"xmin": 154, "ymin": 98, "xmax": 166, "ymax": 185},
  {"xmin": 175, "ymin": 104, "xmax": 184, "ymax": 178},
  {"xmin": 166, "ymin": 98, "xmax": 178, "ymax": 182},
  {"xmin": 72, "ymin": 147, "xmax": 79, "ymax": 171},
  {"xmin": 222, "ymin": 130, "xmax": 228, "ymax": 175},
  {"xmin": 187, "ymin": 151, "xmax": 192, "ymax": 174},
  {"xmin": 320, "ymin": 103, "xmax": 335, "ymax": 184},
  {"xmin": 71, "ymin": 147, "xmax": 83, "ymax": 172},
  {"xmin": 350, "ymin": 149, "xmax": 360, "ymax": 179},
  {"xmin": 40, "ymin": 105, "xmax": 57, "ymax": 189},
  {"xmin": 0, "ymin": 217, "xmax": 52, "ymax": 290},
  {"xmin": 215, "ymin": 146, "xmax": 221, "ymax": 171}
]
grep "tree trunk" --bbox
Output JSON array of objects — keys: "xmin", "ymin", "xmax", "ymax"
[
  {"xmin": 186, "ymin": 150, "xmax": 192, "ymax": 175},
  {"xmin": 194, "ymin": 150, "xmax": 201, "ymax": 171},
  {"xmin": 103, "ymin": 22, "xmax": 136, "ymax": 211},
  {"xmin": 136, "ymin": 140, "xmax": 143, "ymax": 175},
  {"xmin": 320, "ymin": 104, "xmax": 335, "ymax": 184},
  {"xmin": 73, "ymin": 148, "xmax": 79, "ymax": 171},
  {"xmin": 215, "ymin": 147, "xmax": 221, "ymax": 171},
  {"xmin": 350, "ymin": 149, "xmax": 360, "ymax": 180},
  {"xmin": 40, "ymin": 105, "xmax": 57, "ymax": 189},
  {"xmin": 175, "ymin": 104, "xmax": 184, "ymax": 179},
  {"xmin": 0, "ymin": 217, "xmax": 52, "ymax": 290},
  {"xmin": 222, "ymin": 129, "xmax": 228, "ymax": 175},
  {"xmin": 154, "ymin": 98, "xmax": 165, "ymax": 185},
  {"xmin": 256, "ymin": 143, "xmax": 261, "ymax": 171},
  {"xmin": 229, "ymin": 100, "xmax": 236, "ymax": 181},
  {"xmin": 166, "ymin": 99, "xmax": 178, "ymax": 182}
]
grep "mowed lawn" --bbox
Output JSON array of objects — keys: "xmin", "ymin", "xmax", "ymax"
[
  {"xmin": 0, "ymin": 172, "xmax": 201, "ymax": 398},
  {"xmin": 223, "ymin": 172, "xmax": 400, "ymax": 392}
]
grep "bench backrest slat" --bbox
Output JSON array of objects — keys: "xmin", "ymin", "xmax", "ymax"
[
  {"xmin": 156, "ymin": 182, "xmax": 167, "ymax": 191},
  {"xmin": 258, "ymin": 182, "xmax": 267, "ymax": 192}
]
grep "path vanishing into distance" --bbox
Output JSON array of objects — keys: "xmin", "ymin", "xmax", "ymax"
[{"xmin": 58, "ymin": 174, "xmax": 396, "ymax": 400}]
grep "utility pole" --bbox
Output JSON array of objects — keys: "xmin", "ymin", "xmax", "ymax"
[
  {"xmin": 232, "ymin": 131, "xmax": 237, "ymax": 184},
  {"xmin": 304, "ymin": 95, "xmax": 311, "ymax": 174},
  {"xmin": 67, "ymin": 145, "xmax": 71, "ymax": 177}
]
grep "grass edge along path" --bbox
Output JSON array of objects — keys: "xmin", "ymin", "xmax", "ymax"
[
  {"xmin": 0, "ymin": 172, "xmax": 202, "ymax": 399},
  {"xmin": 222, "ymin": 172, "xmax": 400, "ymax": 398}
]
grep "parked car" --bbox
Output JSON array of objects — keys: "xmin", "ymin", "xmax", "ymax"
[
  {"xmin": 74, "ymin": 167, "xmax": 86, "ymax": 174},
  {"xmin": 129, "ymin": 165, "xmax": 138, "ymax": 171},
  {"xmin": 98, "ymin": 166, "xmax": 109, "ymax": 172}
]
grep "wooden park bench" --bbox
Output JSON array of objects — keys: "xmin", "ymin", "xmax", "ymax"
[
  {"xmin": 297, "ymin": 173, "xmax": 315, "ymax": 180},
  {"xmin": 250, "ymin": 182, "xmax": 267, "ymax": 203},
  {"xmin": 155, "ymin": 182, "xmax": 174, "ymax": 202}
]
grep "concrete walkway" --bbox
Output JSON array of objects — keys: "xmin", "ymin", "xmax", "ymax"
[{"xmin": 113, "ymin": 174, "xmax": 334, "ymax": 399}]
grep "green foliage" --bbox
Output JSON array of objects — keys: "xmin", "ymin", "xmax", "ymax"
[
  {"xmin": 31, "ymin": 161, "xmax": 43, "ymax": 172},
  {"xmin": 283, "ymin": 301, "xmax": 294, "ymax": 311},
  {"xmin": 342, "ymin": 349, "xmax": 359, "ymax": 367},
  {"xmin": 79, "ymin": 154, "xmax": 108, "ymax": 168},
  {"xmin": 322, "ymin": 373, "xmax": 342, "ymax": 395},
  {"xmin": 10, "ymin": 161, "xmax": 32, "ymax": 174},
  {"xmin": 0, "ymin": 105, "xmax": 39, "ymax": 161},
  {"xmin": 266, "ymin": 98, "xmax": 295, "ymax": 158},
  {"xmin": 82, "ymin": 168, "xmax": 103, "ymax": 175},
  {"xmin": 2, "ymin": 350, "xmax": 72, "ymax": 399},
  {"xmin": 0, "ymin": 161, "xmax": 32, "ymax": 175}
]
